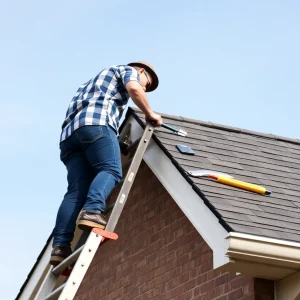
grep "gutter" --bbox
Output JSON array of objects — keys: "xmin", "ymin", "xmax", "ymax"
[{"xmin": 223, "ymin": 232, "xmax": 300, "ymax": 280}]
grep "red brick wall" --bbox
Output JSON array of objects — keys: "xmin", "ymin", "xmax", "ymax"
[{"xmin": 75, "ymin": 162, "xmax": 274, "ymax": 300}]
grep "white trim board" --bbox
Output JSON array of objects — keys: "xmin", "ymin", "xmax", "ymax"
[
  {"xmin": 128, "ymin": 116, "xmax": 230, "ymax": 268},
  {"xmin": 17, "ymin": 239, "xmax": 52, "ymax": 300}
]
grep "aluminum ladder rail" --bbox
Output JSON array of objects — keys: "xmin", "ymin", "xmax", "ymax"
[{"xmin": 34, "ymin": 123, "xmax": 154, "ymax": 300}]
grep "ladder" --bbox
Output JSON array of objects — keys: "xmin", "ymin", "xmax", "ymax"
[{"xmin": 34, "ymin": 123, "xmax": 154, "ymax": 300}]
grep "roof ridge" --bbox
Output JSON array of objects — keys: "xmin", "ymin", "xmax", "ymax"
[{"xmin": 129, "ymin": 107, "xmax": 300, "ymax": 146}]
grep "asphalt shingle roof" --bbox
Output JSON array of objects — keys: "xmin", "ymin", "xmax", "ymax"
[{"xmin": 130, "ymin": 108, "xmax": 300, "ymax": 243}]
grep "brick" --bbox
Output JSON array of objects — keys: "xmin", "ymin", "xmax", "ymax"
[
  {"xmin": 166, "ymin": 284, "xmax": 185, "ymax": 299},
  {"xmin": 200, "ymin": 279, "xmax": 214, "ymax": 293},
  {"xmin": 231, "ymin": 276, "xmax": 253, "ymax": 290},
  {"xmin": 201, "ymin": 260, "xmax": 213, "ymax": 273},
  {"xmin": 215, "ymin": 273, "xmax": 228, "ymax": 286},
  {"xmin": 176, "ymin": 290, "xmax": 193, "ymax": 300},
  {"xmin": 167, "ymin": 273, "xmax": 189, "ymax": 290},
  {"xmin": 243, "ymin": 282, "xmax": 255, "ymax": 295},
  {"xmin": 75, "ymin": 163, "xmax": 274, "ymax": 300},
  {"xmin": 213, "ymin": 285, "xmax": 224, "ymax": 298},
  {"xmin": 240, "ymin": 294, "xmax": 255, "ymax": 300},
  {"xmin": 184, "ymin": 278, "xmax": 196, "ymax": 292},
  {"xmin": 196, "ymin": 272, "xmax": 207, "ymax": 286},
  {"xmin": 193, "ymin": 286, "xmax": 201, "ymax": 297},
  {"xmin": 190, "ymin": 265, "xmax": 202, "ymax": 279},
  {"xmin": 228, "ymin": 288, "xmax": 243, "ymax": 300}
]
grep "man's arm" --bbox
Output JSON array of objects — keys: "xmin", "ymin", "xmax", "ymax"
[{"xmin": 126, "ymin": 81, "xmax": 162, "ymax": 127}]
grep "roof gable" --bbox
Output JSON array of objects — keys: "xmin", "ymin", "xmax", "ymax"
[{"xmin": 129, "ymin": 108, "xmax": 300, "ymax": 243}]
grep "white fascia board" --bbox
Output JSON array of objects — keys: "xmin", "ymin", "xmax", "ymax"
[
  {"xmin": 228, "ymin": 232, "xmax": 300, "ymax": 248},
  {"xmin": 128, "ymin": 117, "xmax": 229, "ymax": 268},
  {"xmin": 226, "ymin": 232, "xmax": 300, "ymax": 268},
  {"xmin": 18, "ymin": 239, "xmax": 52, "ymax": 300}
]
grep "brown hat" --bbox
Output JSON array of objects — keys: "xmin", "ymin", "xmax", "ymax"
[{"xmin": 127, "ymin": 61, "xmax": 159, "ymax": 92}]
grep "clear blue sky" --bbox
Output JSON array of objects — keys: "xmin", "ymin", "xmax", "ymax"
[{"xmin": 1, "ymin": 1, "xmax": 299, "ymax": 298}]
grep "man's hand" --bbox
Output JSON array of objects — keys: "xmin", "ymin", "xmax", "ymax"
[{"xmin": 146, "ymin": 112, "xmax": 163, "ymax": 127}]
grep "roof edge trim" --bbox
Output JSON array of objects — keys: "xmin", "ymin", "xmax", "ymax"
[
  {"xmin": 228, "ymin": 232, "xmax": 300, "ymax": 248},
  {"xmin": 128, "ymin": 107, "xmax": 300, "ymax": 146}
]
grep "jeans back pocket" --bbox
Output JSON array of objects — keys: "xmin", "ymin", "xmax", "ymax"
[{"xmin": 76, "ymin": 125, "xmax": 104, "ymax": 144}]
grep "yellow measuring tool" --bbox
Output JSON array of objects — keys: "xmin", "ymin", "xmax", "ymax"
[
  {"xmin": 187, "ymin": 169, "xmax": 271, "ymax": 195},
  {"xmin": 209, "ymin": 174, "xmax": 271, "ymax": 195}
]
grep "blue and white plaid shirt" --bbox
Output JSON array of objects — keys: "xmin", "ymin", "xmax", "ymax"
[{"xmin": 60, "ymin": 65, "xmax": 140, "ymax": 142}]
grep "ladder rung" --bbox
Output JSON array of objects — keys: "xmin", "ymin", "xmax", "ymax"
[
  {"xmin": 126, "ymin": 138, "xmax": 141, "ymax": 153},
  {"xmin": 52, "ymin": 245, "xmax": 84, "ymax": 275},
  {"xmin": 121, "ymin": 138, "xmax": 141, "ymax": 155},
  {"xmin": 44, "ymin": 283, "xmax": 65, "ymax": 300}
]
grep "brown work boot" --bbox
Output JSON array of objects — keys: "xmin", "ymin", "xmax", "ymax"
[
  {"xmin": 50, "ymin": 246, "xmax": 72, "ymax": 266},
  {"xmin": 77, "ymin": 210, "xmax": 107, "ymax": 231}
]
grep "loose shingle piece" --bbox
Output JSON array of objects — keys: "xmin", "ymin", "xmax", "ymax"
[{"xmin": 131, "ymin": 108, "xmax": 300, "ymax": 243}]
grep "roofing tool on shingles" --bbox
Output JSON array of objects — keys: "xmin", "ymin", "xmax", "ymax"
[
  {"xmin": 161, "ymin": 123, "xmax": 187, "ymax": 137},
  {"xmin": 187, "ymin": 169, "xmax": 271, "ymax": 196}
]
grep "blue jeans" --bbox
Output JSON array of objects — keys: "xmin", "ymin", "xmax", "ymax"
[{"xmin": 53, "ymin": 125, "xmax": 122, "ymax": 247}]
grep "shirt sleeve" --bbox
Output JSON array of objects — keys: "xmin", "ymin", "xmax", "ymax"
[{"xmin": 118, "ymin": 65, "xmax": 140, "ymax": 86}]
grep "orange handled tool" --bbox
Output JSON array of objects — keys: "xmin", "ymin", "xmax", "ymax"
[{"xmin": 209, "ymin": 175, "xmax": 271, "ymax": 195}]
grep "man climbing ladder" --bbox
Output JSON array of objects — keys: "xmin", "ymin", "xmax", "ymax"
[{"xmin": 51, "ymin": 61, "xmax": 162, "ymax": 266}]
